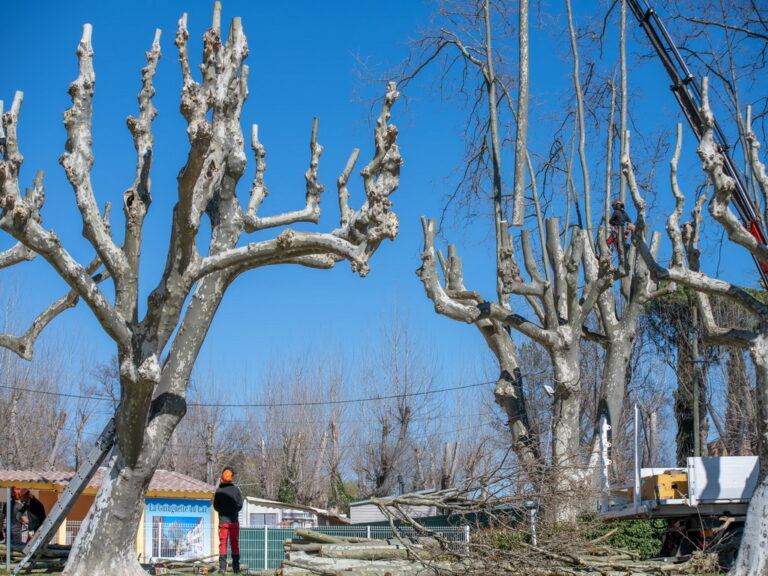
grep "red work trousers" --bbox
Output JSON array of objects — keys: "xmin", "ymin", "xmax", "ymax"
[{"xmin": 218, "ymin": 522, "xmax": 240, "ymax": 555}]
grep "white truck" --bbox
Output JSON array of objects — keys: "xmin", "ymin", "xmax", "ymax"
[
  {"xmin": 599, "ymin": 456, "xmax": 759, "ymax": 561},
  {"xmin": 601, "ymin": 456, "xmax": 759, "ymax": 521}
]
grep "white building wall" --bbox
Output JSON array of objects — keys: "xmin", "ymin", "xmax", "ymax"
[
  {"xmin": 240, "ymin": 498, "xmax": 318, "ymax": 527},
  {"xmin": 349, "ymin": 503, "xmax": 435, "ymax": 524}
]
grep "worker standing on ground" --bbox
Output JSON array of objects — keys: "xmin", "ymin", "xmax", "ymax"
[
  {"xmin": 8, "ymin": 487, "xmax": 24, "ymax": 543},
  {"xmin": 214, "ymin": 467, "xmax": 243, "ymax": 574},
  {"xmin": 18, "ymin": 489, "xmax": 46, "ymax": 539}
]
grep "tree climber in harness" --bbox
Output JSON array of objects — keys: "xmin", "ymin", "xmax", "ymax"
[{"xmin": 607, "ymin": 199, "xmax": 634, "ymax": 256}]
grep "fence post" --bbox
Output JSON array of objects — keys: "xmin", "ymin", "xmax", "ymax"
[
  {"xmin": 263, "ymin": 526, "xmax": 269, "ymax": 570},
  {"xmin": 6, "ymin": 487, "xmax": 10, "ymax": 573},
  {"xmin": 463, "ymin": 525, "xmax": 470, "ymax": 544},
  {"xmin": 366, "ymin": 525, "xmax": 371, "ymax": 539}
]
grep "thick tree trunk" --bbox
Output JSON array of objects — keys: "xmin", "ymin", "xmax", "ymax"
[
  {"xmin": 674, "ymin": 330, "xmax": 697, "ymax": 465},
  {"xmin": 599, "ymin": 337, "xmax": 632, "ymax": 439},
  {"xmin": 63, "ymin": 452, "xmax": 166, "ymax": 575},
  {"xmin": 586, "ymin": 335, "xmax": 633, "ymax": 484},
  {"xmin": 550, "ymin": 343, "xmax": 584, "ymax": 521},
  {"xmin": 731, "ymin": 478, "xmax": 768, "ymax": 576},
  {"xmin": 64, "ymin": 391, "xmax": 185, "ymax": 575},
  {"xmin": 481, "ymin": 323, "xmax": 540, "ymax": 465},
  {"xmin": 64, "ymin": 359, "xmax": 189, "ymax": 575}
]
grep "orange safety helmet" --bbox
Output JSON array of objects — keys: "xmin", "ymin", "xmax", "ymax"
[
  {"xmin": 221, "ymin": 468, "xmax": 234, "ymax": 483},
  {"xmin": 10, "ymin": 486, "xmax": 22, "ymax": 496}
]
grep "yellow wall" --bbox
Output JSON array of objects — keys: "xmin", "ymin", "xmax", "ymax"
[
  {"xmin": 67, "ymin": 494, "xmax": 96, "ymax": 522},
  {"xmin": 0, "ymin": 481, "xmax": 213, "ymax": 557}
]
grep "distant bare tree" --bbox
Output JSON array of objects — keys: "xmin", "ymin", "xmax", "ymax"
[
  {"xmin": 0, "ymin": 337, "xmax": 69, "ymax": 470},
  {"xmin": 357, "ymin": 318, "xmax": 438, "ymax": 497}
]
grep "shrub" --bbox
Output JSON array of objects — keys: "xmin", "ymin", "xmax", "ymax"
[{"xmin": 592, "ymin": 519, "xmax": 667, "ymax": 559}]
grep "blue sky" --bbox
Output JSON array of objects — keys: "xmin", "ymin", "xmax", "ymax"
[
  {"xmin": 1, "ymin": 0, "xmax": 758, "ymax": 418},
  {"xmin": 1, "ymin": 0, "xmax": 490, "ymax": 387}
]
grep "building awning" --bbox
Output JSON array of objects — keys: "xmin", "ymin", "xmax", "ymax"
[{"xmin": 0, "ymin": 468, "xmax": 215, "ymax": 499}]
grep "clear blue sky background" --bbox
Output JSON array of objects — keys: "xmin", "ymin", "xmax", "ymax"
[
  {"xmin": 1, "ymin": 1, "xmax": 758, "ymax": 413},
  {"xmin": 2, "ymin": 0, "xmax": 499, "ymax": 393}
]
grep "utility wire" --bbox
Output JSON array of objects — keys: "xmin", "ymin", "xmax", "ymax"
[
  {"xmin": 66, "ymin": 420, "xmax": 501, "ymax": 454},
  {"xmin": 0, "ymin": 379, "xmax": 496, "ymax": 407},
  {"xmin": 0, "ymin": 384, "xmax": 113, "ymax": 402},
  {"xmin": 188, "ymin": 380, "xmax": 495, "ymax": 407}
]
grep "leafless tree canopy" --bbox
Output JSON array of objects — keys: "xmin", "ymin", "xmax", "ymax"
[{"xmin": 0, "ymin": 3, "xmax": 401, "ymax": 574}]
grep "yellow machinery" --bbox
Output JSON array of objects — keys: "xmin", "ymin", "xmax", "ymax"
[{"xmin": 640, "ymin": 471, "xmax": 688, "ymax": 501}]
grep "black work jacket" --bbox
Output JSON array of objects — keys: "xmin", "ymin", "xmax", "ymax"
[
  {"xmin": 21, "ymin": 497, "xmax": 46, "ymax": 531},
  {"xmin": 214, "ymin": 482, "xmax": 243, "ymax": 524},
  {"xmin": 609, "ymin": 207, "xmax": 631, "ymax": 227}
]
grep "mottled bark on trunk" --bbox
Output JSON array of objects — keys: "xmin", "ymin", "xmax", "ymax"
[
  {"xmin": 549, "ymin": 343, "xmax": 585, "ymax": 521},
  {"xmin": 586, "ymin": 335, "xmax": 633, "ymax": 483},
  {"xmin": 599, "ymin": 337, "xmax": 632, "ymax": 441},
  {"xmin": 65, "ymin": 450, "xmax": 165, "ymax": 575},
  {"xmin": 482, "ymin": 322, "xmax": 540, "ymax": 464}
]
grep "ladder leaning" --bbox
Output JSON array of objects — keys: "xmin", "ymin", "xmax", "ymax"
[{"xmin": 12, "ymin": 419, "xmax": 115, "ymax": 575}]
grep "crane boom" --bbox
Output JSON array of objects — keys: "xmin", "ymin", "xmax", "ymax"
[{"xmin": 627, "ymin": 0, "xmax": 768, "ymax": 287}]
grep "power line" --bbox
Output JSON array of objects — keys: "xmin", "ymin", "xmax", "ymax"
[
  {"xmin": 180, "ymin": 410, "xmax": 497, "ymax": 427},
  {"xmin": 66, "ymin": 420, "xmax": 501, "ymax": 454},
  {"xmin": 0, "ymin": 384, "xmax": 113, "ymax": 402},
  {"xmin": 188, "ymin": 380, "xmax": 495, "ymax": 408},
  {"xmin": 0, "ymin": 379, "xmax": 496, "ymax": 408}
]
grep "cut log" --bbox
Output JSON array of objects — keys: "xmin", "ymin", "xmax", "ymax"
[
  {"xmin": 282, "ymin": 558, "xmax": 339, "ymax": 575},
  {"xmin": 286, "ymin": 543, "xmax": 324, "ymax": 552},
  {"xmin": 319, "ymin": 546, "xmax": 412, "ymax": 560},
  {"xmin": 294, "ymin": 529, "xmax": 374, "ymax": 544}
]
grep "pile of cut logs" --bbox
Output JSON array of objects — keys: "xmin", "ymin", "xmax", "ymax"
[
  {"xmin": 141, "ymin": 555, "xmax": 250, "ymax": 574},
  {"xmin": 282, "ymin": 529, "xmax": 461, "ymax": 576},
  {"xmin": 0, "ymin": 542, "xmax": 70, "ymax": 573}
]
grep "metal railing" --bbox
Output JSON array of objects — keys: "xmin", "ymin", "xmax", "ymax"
[{"xmin": 64, "ymin": 520, "xmax": 81, "ymax": 545}]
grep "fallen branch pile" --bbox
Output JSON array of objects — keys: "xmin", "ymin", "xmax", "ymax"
[
  {"xmin": 279, "ymin": 529, "xmax": 721, "ymax": 576},
  {"xmin": 512, "ymin": 544, "xmax": 720, "ymax": 575}
]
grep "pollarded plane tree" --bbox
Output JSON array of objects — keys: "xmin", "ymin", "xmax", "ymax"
[
  {"xmin": 631, "ymin": 79, "xmax": 768, "ymax": 576},
  {"xmin": 581, "ymin": 141, "xmax": 674, "ymax": 482},
  {"xmin": 417, "ymin": 1, "xmax": 619, "ymax": 499},
  {"xmin": 419, "ymin": 220, "xmax": 614, "ymax": 520},
  {"xmin": 0, "ymin": 4, "xmax": 401, "ymax": 575},
  {"xmin": 570, "ymin": 0, "xmax": 677, "ymax": 484},
  {"xmin": 416, "ymin": 0, "xmax": 656, "ymax": 520}
]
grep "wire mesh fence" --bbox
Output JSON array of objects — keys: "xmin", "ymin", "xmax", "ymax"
[
  {"xmin": 238, "ymin": 525, "xmax": 470, "ymax": 571},
  {"xmin": 56, "ymin": 521, "xmax": 469, "ymax": 571}
]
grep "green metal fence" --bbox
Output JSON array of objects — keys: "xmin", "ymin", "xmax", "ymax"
[
  {"xmin": 237, "ymin": 525, "xmax": 470, "ymax": 572},
  {"xmin": 238, "ymin": 527, "xmax": 293, "ymax": 571}
]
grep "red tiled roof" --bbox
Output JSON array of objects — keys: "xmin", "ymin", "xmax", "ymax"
[{"xmin": 0, "ymin": 468, "xmax": 215, "ymax": 494}]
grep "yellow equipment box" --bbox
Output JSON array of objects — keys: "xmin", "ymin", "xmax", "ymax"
[{"xmin": 641, "ymin": 472, "xmax": 688, "ymax": 500}]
